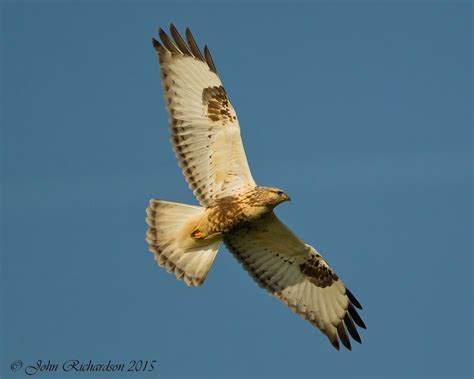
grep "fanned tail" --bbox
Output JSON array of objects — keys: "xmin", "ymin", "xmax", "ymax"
[{"xmin": 146, "ymin": 199, "xmax": 221, "ymax": 286}]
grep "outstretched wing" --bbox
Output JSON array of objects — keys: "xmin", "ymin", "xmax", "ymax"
[
  {"xmin": 152, "ymin": 24, "xmax": 256, "ymax": 207},
  {"xmin": 224, "ymin": 213, "xmax": 366, "ymax": 350}
]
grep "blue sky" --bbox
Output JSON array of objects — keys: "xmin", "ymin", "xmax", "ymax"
[{"xmin": 1, "ymin": 2, "xmax": 472, "ymax": 378}]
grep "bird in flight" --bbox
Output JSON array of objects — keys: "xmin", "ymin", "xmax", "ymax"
[{"xmin": 147, "ymin": 24, "xmax": 366, "ymax": 350}]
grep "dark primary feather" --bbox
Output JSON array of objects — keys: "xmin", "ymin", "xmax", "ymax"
[
  {"xmin": 344, "ymin": 313, "xmax": 362, "ymax": 343},
  {"xmin": 152, "ymin": 38, "xmax": 161, "ymax": 50},
  {"xmin": 348, "ymin": 303, "xmax": 366, "ymax": 329},
  {"xmin": 336, "ymin": 322, "xmax": 352, "ymax": 350},
  {"xmin": 204, "ymin": 45, "xmax": 218, "ymax": 73},
  {"xmin": 325, "ymin": 328, "xmax": 340, "ymax": 351},
  {"xmin": 185, "ymin": 27, "xmax": 205, "ymax": 61},
  {"xmin": 346, "ymin": 288, "xmax": 363, "ymax": 309},
  {"xmin": 159, "ymin": 28, "xmax": 180, "ymax": 54},
  {"xmin": 153, "ymin": 25, "xmax": 218, "ymax": 74},
  {"xmin": 169, "ymin": 23, "xmax": 192, "ymax": 55}
]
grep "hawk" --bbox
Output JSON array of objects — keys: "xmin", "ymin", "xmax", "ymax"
[{"xmin": 146, "ymin": 24, "xmax": 366, "ymax": 350}]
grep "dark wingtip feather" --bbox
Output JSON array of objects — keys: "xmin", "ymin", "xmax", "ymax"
[
  {"xmin": 325, "ymin": 329, "xmax": 340, "ymax": 351},
  {"xmin": 158, "ymin": 27, "xmax": 166, "ymax": 38},
  {"xmin": 330, "ymin": 337, "xmax": 340, "ymax": 351},
  {"xmin": 348, "ymin": 303, "xmax": 366, "ymax": 329},
  {"xmin": 159, "ymin": 27, "xmax": 179, "ymax": 54},
  {"xmin": 346, "ymin": 288, "xmax": 363, "ymax": 309},
  {"xmin": 158, "ymin": 28, "xmax": 168, "ymax": 46},
  {"xmin": 344, "ymin": 313, "xmax": 362, "ymax": 344},
  {"xmin": 204, "ymin": 45, "xmax": 218, "ymax": 73},
  {"xmin": 336, "ymin": 322, "xmax": 352, "ymax": 350},
  {"xmin": 152, "ymin": 38, "xmax": 161, "ymax": 51},
  {"xmin": 169, "ymin": 23, "xmax": 192, "ymax": 55},
  {"xmin": 185, "ymin": 27, "xmax": 205, "ymax": 61}
]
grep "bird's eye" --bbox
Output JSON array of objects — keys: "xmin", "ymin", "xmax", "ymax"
[{"xmin": 276, "ymin": 190, "xmax": 283, "ymax": 195}]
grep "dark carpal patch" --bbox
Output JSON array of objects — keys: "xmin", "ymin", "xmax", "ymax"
[
  {"xmin": 202, "ymin": 86, "xmax": 236, "ymax": 126},
  {"xmin": 299, "ymin": 255, "xmax": 338, "ymax": 288}
]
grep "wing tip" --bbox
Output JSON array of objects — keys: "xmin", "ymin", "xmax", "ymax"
[{"xmin": 153, "ymin": 24, "xmax": 217, "ymax": 73}]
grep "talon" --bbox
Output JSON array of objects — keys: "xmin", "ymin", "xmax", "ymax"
[{"xmin": 191, "ymin": 229, "xmax": 205, "ymax": 239}]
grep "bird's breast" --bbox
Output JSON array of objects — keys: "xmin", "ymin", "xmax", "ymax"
[{"xmin": 205, "ymin": 198, "xmax": 271, "ymax": 234}]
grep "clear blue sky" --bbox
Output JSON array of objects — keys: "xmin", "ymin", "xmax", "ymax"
[{"xmin": 1, "ymin": 2, "xmax": 472, "ymax": 378}]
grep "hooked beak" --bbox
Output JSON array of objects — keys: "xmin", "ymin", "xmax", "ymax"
[{"xmin": 284, "ymin": 193, "xmax": 291, "ymax": 202}]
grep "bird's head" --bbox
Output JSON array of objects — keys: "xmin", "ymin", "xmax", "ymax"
[{"xmin": 259, "ymin": 186, "xmax": 291, "ymax": 207}]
